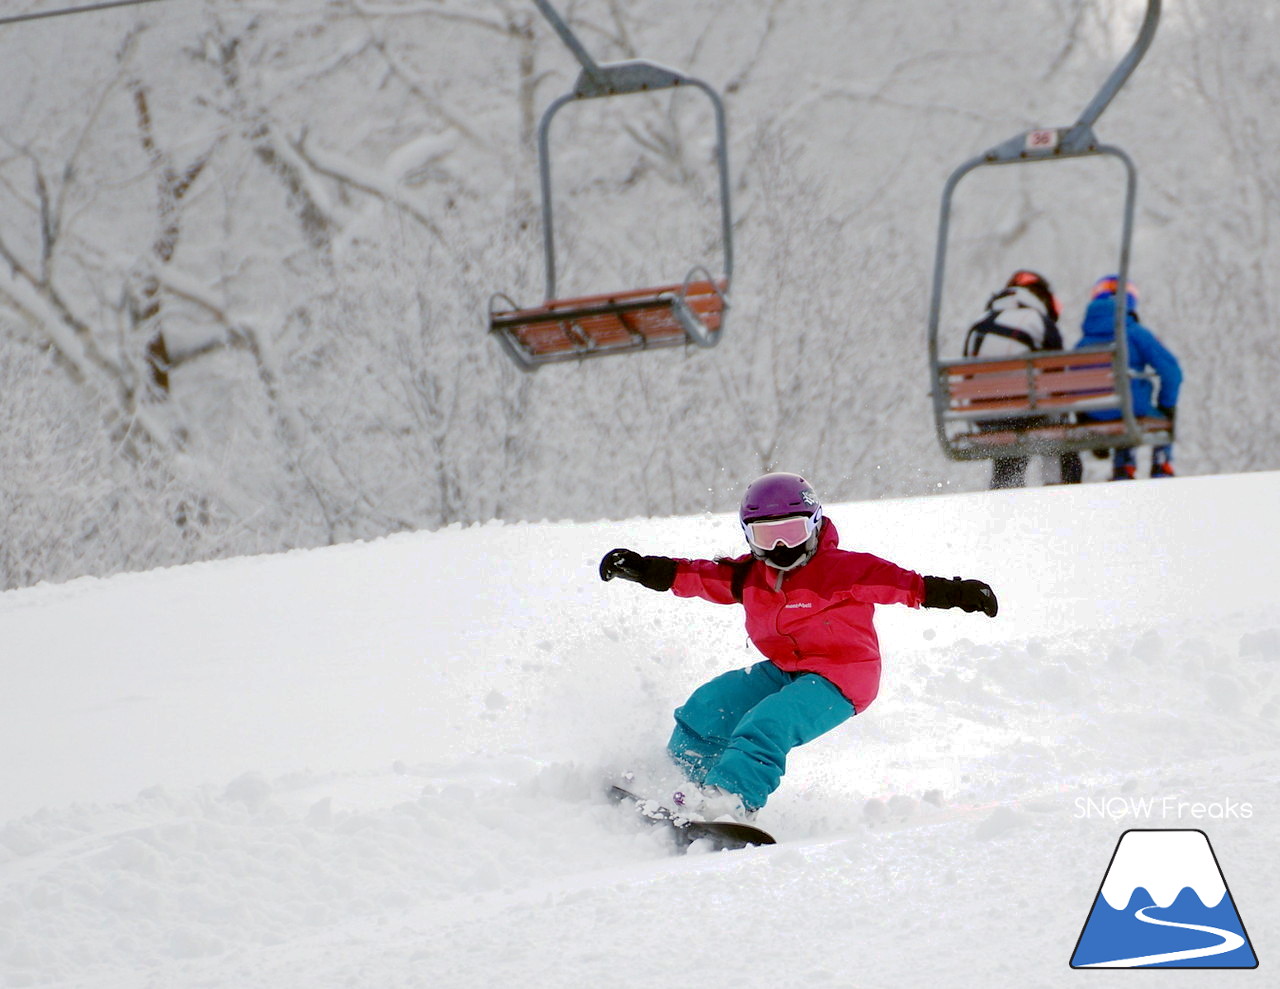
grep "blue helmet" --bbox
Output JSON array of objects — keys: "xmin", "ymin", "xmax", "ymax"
[{"xmin": 1091, "ymin": 274, "xmax": 1140, "ymax": 312}]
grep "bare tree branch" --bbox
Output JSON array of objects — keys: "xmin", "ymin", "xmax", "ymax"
[{"xmin": 291, "ymin": 133, "xmax": 450, "ymax": 245}]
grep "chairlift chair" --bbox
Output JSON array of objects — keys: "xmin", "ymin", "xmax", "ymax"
[
  {"xmin": 489, "ymin": 0, "xmax": 733, "ymax": 371},
  {"xmin": 927, "ymin": 0, "xmax": 1171, "ymax": 461}
]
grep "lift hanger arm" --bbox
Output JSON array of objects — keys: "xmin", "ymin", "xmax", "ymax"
[
  {"xmin": 1072, "ymin": 0, "xmax": 1162, "ymax": 137},
  {"xmin": 972, "ymin": 0, "xmax": 1162, "ymax": 162},
  {"xmin": 531, "ymin": 0, "xmax": 608, "ymax": 92}
]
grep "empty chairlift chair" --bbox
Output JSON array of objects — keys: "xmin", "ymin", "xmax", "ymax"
[{"xmin": 489, "ymin": 0, "xmax": 733, "ymax": 370}]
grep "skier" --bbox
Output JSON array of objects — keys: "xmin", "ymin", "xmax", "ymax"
[
  {"xmin": 964, "ymin": 270, "xmax": 1082, "ymax": 487},
  {"xmin": 598, "ymin": 472, "xmax": 998, "ymax": 823},
  {"xmin": 1076, "ymin": 275, "xmax": 1182, "ymax": 479}
]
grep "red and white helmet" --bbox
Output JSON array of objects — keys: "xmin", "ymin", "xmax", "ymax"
[{"xmin": 1006, "ymin": 269, "xmax": 1062, "ymax": 320}]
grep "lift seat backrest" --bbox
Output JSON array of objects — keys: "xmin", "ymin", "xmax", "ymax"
[
  {"xmin": 490, "ymin": 278, "xmax": 726, "ymax": 368},
  {"xmin": 943, "ymin": 348, "xmax": 1121, "ymax": 419},
  {"xmin": 938, "ymin": 346, "xmax": 1172, "ymax": 454}
]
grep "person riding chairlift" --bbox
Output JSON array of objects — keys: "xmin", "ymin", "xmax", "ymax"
[
  {"xmin": 965, "ymin": 270, "xmax": 1083, "ymax": 487},
  {"xmin": 1075, "ymin": 275, "xmax": 1182, "ymax": 479}
]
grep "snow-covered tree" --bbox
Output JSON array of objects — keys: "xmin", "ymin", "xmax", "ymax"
[{"xmin": 0, "ymin": 0, "xmax": 1276, "ymax": 589}]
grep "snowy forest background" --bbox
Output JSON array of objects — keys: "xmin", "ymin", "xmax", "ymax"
[{"xmin": 0, "ymin": 0, "xmax": 1275, "ymax": 590}]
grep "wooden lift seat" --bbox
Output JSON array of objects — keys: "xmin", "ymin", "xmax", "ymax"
[
  {"xmin": 939, "ymin": 346, "xmax": 1173, "ymax": 458},
  {"xmin": 490, "ymin": 277, "xmax": 728, "ymax": 370}
]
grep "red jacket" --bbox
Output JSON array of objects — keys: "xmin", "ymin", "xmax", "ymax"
[{"xmin": 669, "ymin": 519, "xmax": 924, "ymax": 712}]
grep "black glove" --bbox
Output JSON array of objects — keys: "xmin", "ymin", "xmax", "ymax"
[
  {"xmin": 599, "ymin": 548, "xmax": 677, "ymax": 592},
  {"xmin": 922, "ymin": 575, "xmax": 998, "ymax": 617}
]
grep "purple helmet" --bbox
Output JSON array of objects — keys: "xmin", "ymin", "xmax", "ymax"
[{"xmin": 739, "ymin": 472, "xmax": 823, "ymax": 570}]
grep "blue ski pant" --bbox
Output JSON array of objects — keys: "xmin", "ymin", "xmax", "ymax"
[{"xmin": 667, "ymin": 661, "xmax": 855, "ymax": 812}]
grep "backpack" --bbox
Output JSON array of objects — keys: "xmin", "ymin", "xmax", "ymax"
[{"xmin": 964, "ymin": 286, "xmax": 1064, "ymax": 357}]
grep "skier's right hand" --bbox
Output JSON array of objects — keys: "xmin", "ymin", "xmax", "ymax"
[{"xmin": 599, "ymin": 548, "xmax": 677, "ymax": 592}]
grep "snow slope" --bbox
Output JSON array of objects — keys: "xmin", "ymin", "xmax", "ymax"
[{"xmin": 2, "ymin": 472, "xmax": 1279, "ymax": 988}]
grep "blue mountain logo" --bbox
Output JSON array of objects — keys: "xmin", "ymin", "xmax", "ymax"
[{"xmin": 1070, "ymin": 829, "xmax": 1257, "ymax": 969}]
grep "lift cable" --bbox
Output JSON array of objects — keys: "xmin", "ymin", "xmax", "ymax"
[{"xmin": 0, "ymin": 0, "xmax": 178, "ymax": 28}]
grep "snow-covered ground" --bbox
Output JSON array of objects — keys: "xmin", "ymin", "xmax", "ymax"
[{"xmin": 3, "ymin": 471, "xmax": 1278, "ymax": 988}]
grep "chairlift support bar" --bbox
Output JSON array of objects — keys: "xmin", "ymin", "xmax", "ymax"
[
  {"xmin": 926, "ymin": 0, "xmax": 1162, "ymax": 459},
  {"xmin": 532, "ymin": 0, "xmax": 607, "ymax": 91},
  {"xmin": 531, "ymin": 0, "xmax": 733, "ymax": 301}
]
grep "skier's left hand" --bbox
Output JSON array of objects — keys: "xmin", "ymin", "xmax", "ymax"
[{"xmin": 922, "ymin": 576, "xmax": 998, "ymax": 617}]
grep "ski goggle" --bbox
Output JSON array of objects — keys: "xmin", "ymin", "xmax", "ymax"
[{"xmin": 742, "ymin": 513, "xmax": 819, "ymax": 552}]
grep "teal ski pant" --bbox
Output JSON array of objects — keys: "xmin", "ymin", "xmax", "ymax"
[{"xmin": 667, "ymin": 661, "xmax": 855, "ymax": 812}]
